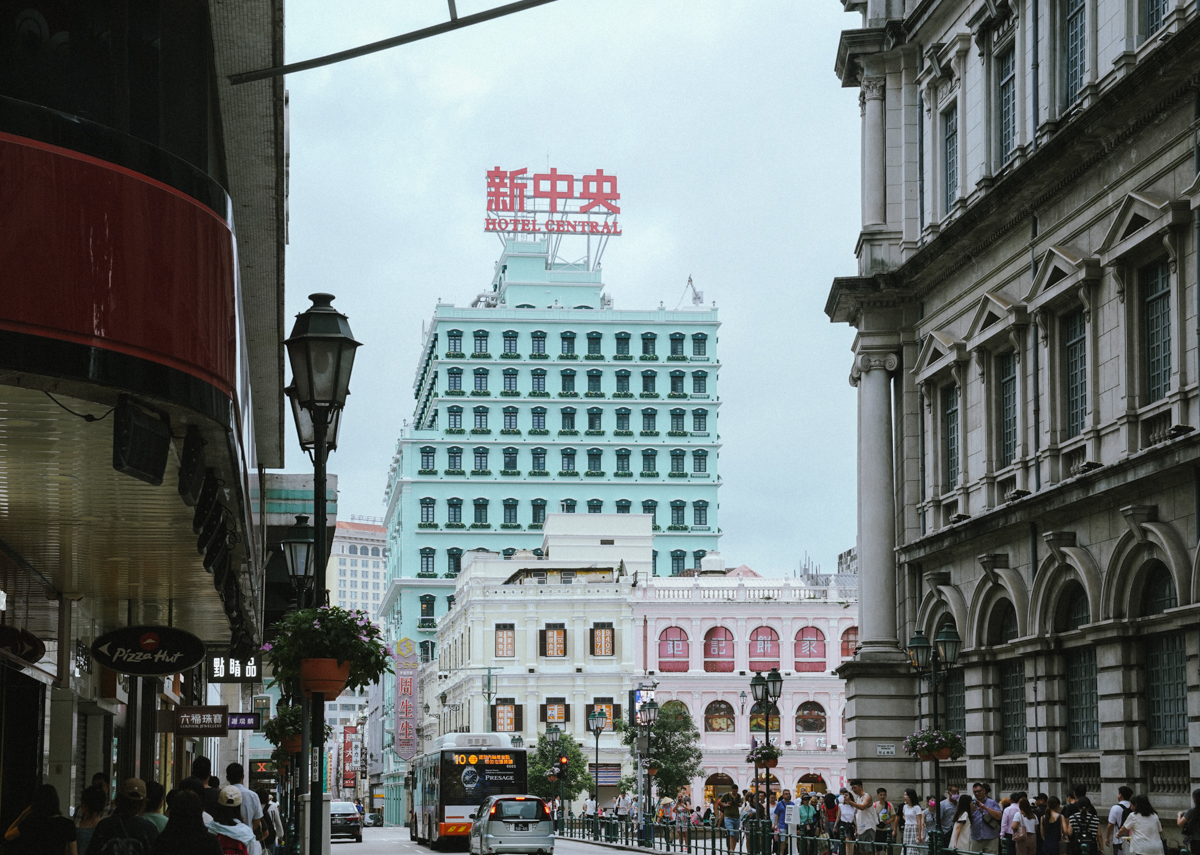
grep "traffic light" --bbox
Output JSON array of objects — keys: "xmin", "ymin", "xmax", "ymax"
[{"xmin": 558, "ymin": 754, "xmax": 570, "ymax": 774}]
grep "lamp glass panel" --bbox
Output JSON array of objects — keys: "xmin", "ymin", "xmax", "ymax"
[
  {"xmin": 750, "ymin": 672, "xmax": 767, "ymax": 702},
  {"xmin": 936, "ymin": 625, "xmax": 962, "ymax": 665}
]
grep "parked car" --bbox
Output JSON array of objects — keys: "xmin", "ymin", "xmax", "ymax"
[
  {"xmin": 330, "ymin": 800, "xmax": 363, "ymax": 843},
  {"xmin": 363, "ymin": 812, "xmax": 383, "ymax": 827},
  {"xmin": 469, "ymin": 795, "xmax": 554, "ymax": 855}
]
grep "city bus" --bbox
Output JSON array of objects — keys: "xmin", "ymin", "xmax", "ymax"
[{"xmin": 410, "ymin": 732, "xmax": 528, "ymax": 850}]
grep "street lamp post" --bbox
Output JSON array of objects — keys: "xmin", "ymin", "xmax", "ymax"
[
  {"xmin": 750, "ymin": 668, "xmax": 783, "ymax": 855},
  {"xmin": 279, "ymin": 515, "xmax": 316, "ymax": 852},
  {"xmin": 906, "ymin": 625, "xmax": 962, "ymax": 855},
  {"xmin": 284, "ymin": 292, "xmax": 361, "ymax": 855},
  {"xmin": 588, "ymin": 710, "xmax": 607, "ymax": 840},
  {"xmin": 636, "ymin": 699, "xmax": 658, "ymax": 847},
  {"xmin": 546, "ymin": 725, "xmax": 563, "ymax": 834}
]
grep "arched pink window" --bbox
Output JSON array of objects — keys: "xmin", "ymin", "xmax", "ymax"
[
  {"xmin": 794, "ymin": 627, "xmax": 827, "ymax": 672},
  {"xmin": 748, "ymin": 626, "xmax": 780, "ymax": 671},
  {"xmin": 703, "ymin": 627, "xmax": 735, "ymax": 672},
  {"xmin": 840, "ymin": 626, "xmax": 859, "ymax": 659},
  {"xmin": 658, "ymin": 627, "xmax": 690, "ymax": 672}
]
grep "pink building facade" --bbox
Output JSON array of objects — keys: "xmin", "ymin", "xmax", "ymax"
[{"xmin": 632, "ymin": 562, "xmax": 858, "ymax": 804}]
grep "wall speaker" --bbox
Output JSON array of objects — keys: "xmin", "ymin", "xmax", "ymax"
[
  {"xmin": 203, "ymin": 528, "xmax": 229, "ymax": 571},
  {"xmin": 177, "ymin": 425, "xmax": 206, "ymax": 506},
  {"xmin": 192, "ymin": 469, "xmax": 220, "ymax": 534},
  {"xmin": 198, "ymin": 512, "xmax": 225, "ymax": 556},
  {"xmin": 112, "ymin": 397, "xmax": 171, "ymax": 486}
]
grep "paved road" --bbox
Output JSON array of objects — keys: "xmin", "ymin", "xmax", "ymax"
[{"xmin": 337, "ymin": 827, "xmax": 628, "ymax": 855}]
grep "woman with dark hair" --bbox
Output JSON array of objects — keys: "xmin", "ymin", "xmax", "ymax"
[
  {"xmin": 1118, "ymin": 795, "xmax": 1163, "ymax": 855},
  {"xmin": 86, "ymin": 779, "xmax": 159, "ymax": 854},
  {"xmin": 150, "ymin": 791, "xmax": 221, "ymax": 855},
  {"xmin": 1012, "ymin": 798, "xmax": 1038, "ymax": 855},
  {"xmin": 74, "ymin": 786, "xmax": 107, "ymax": 855},
  {"xmin": 1068, "ymin": 797, "xmax": 1102, "ymax": 855},
  {"xmin": 7, "ymin": 784, "xmax": 78, "ymax": 854},
  {"xmin": 1041, "ymin": 796, "xmax": 1071, "ymax": 855},
  {"xmin": 1177, "ymin": 788, "xmax": 1200, "ymax": 853},
  {"xmin": 949, "ymin": 795, "xmax": 973, "ymax": 849},
  {"xmin": 901, "ymin": 789, "xmax": 924, "ymax": 855}
]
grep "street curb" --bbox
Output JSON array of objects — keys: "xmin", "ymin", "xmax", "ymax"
[{"xmin": 558, "ymin": 840, "xmax": 653, "ymax": 854}]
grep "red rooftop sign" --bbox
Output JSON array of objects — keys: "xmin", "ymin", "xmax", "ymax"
[{"xmin": 485, "ymin": 167, "xmax": 623, "ymax": 235}]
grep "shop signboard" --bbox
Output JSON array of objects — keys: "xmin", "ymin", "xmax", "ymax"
[
  {"xmin": 206, "ymin": 649, "xmax": 261, "ymax": 683},
  {"xmin": 92, "ymin": 626, "xmax": 205, "ymax": 677},
  {"xmin": 393, "ymin": 637, "xmax": 419, "ymax": 760},
  {"xmin": 176, "ymin": 705, "xmax": 229, "ymax": 737}
]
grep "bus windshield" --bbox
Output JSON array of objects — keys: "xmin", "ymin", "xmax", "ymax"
[{"xmin": 440, "ymin": 750, "xmax": 527, "ymax": 806}]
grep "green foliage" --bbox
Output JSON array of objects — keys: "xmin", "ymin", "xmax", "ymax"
[
  {"xmin": 617, "ymin": 699, "xmax": 704, "ymax": 798},
  {"xmin": 262, "ymin": 703, "xmax": 332, "ymax": 746},
  {"xmin": 525, "ymin": 731, "xmax": 592, "ymax": 803},
  {"xmin": 262, "ymin": 606, "xmax": 393, "ymax": 693},
  {"xmin": 617, "ymin": 774, "xmax": 640, "ymax": 796}
]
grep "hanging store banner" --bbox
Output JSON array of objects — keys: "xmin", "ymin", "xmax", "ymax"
[
  {"xmin": 92, "ymin": 626, "xmax": 206, "ymax": 677},
  {"xmin": 393, "ymin": 637, "xmax": 419, "ymax": 761},
  {"xmin": 484, "ymin": 167, "xmax": 622, "ymax": 235},
  {"xmin": 206, "ymin": 649, "xmax": 262, "ymax": 683},
  {"xmin": 228, "ymin": 712, "xmax": 261, "ymax": 730},
  {"xmin": 176, "ymin": 705, "xmax": 229, "ymax": 737}
]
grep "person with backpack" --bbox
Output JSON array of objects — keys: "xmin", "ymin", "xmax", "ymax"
[
  {"xmin": 149, "ymin": 791, "xmax": 221, "ymax": 855},
  {"xmin": 1175, "ymin": 789, "xmax": 1200, "ymax": 854},
  {"xmin": 206, "ymin": 787, "xmax": 260, "ymax": 855},
  {"xmin": 85, "ymin": 779, "xmax": 159, "ymax": 854},
  {"xmin": 1068, "ymin": 797, "xmax": 1103, "ymax": 855},
  {"xmin": 1117, "ymin": 795, "xmax": 1163, "ymax": 855},
  {"xmin": 1108, "ymin": 788, "xmax": 1133, "ymax": 855},
  {"xmin": 1011, "ymin": 798, "xmax": 1038, "ymax": 855}
]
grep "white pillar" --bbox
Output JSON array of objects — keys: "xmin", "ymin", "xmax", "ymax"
[
  {"xmin": 853, "ymin": 351, "xmax": 902, "ymax": 657},
  {"xmin": 861, "ymin": 77, "xmax": 887, "ymax": 226}
]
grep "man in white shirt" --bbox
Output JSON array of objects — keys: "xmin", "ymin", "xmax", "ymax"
[
  {"xmin": 1107, "ymin": 787, "xmax": 1133, "ymax": 855},
  {"xmin": 849, "ymin": 781, "xmax": 879, "ymax": 855},
  {"xmin": 265, "ymin": 793, "xmax": 285, "ymax": 853},
  {"xmin": 226, "ymin": 763, "xmax": 264, "ymax": 841}
]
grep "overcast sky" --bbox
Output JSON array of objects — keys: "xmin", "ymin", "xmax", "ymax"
[{"xmin": 282, "ymin": 1, "xmax": 862, "ymax": 577}]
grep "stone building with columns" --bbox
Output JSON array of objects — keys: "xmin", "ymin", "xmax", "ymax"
[{"xmin": 827, "ymin": 0, "xmax": 1200, "ymax": 812}]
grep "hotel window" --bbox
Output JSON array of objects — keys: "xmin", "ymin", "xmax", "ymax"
[
  {"xmin": 587, "ymin": 499, "xmax": 602, "ymax": 513},
  {"xmin": 997, "ymin": 46, "xmax": 1016, "ymax": 159},
  {"xmin": 749, "ymin": 626, "xmax": 781, "ymax": 671},
  {"xmin": 1143, "ymin": 258, "xmax": 1171, "ymax": 403},
  {"xmin": 531, "ymin": 370, "xmax": 546, "ymax": 392},
  {"xmin": 495, "ymin": 623, "xmax": 515, "ymax": 657},
  {"xmin": 447, "ymin": 498, "xmax": 462, "ymax": 524},
  {"xmin": 616, "ymin": 408, "xmax": 630, "ymax": 431},
  {"xmin": 587, "ymin": 371, "xmax": 602, "ymax": 393},
  {"xmin": 447, "ymin": 548, "xmax": 463, "ymax": 576},
  {"xmin": 420, "ymin": 499, "xmax": 435, "ymax": 524},
  {"xmin": 503, "ymin": 408, "xmax": 518, "ymax": 430},
  {"xmin": 587, "ymin": 332, "xmax": 602, "ymax": 355},
  {"xmin": 1063, "ymin": 307, "xmax": 1087, "ymax": 437},
  {"xmin": 641, "ymin": 332, "xmax": 656, "ymax": 356},
  {"xmin": 447, "ymin": 407, "xmax": 463, "ymax": 430},
  {"xmin": 616, "ymin": 499, "xmax": 631, "ymax": 514},
  {"xmin": 419, "ymin": 548, "xmax": 435, "ymax": 575},
  {"xmin": 419, "ymin": 594, "xmax": 435, "ymax": 618},
  {"xmin": 693, "ymin": 449, "xmax": 708, "ymax": 474},
  {"xmin": 615, "ymin": 449, "xmax": 631, "ymax": 472},
  {"xmin": 531, "ymin": 407, "xmax": 546, "ymax": 431},
  {"xmin": 671, "ymin": 410, "xmax": 685, "ymax": 432},
  {"xmin": 561, "ymin": 331, "xmax": 576, "ymax": 355},
  {"xmin": 587, "ymin": 449, "xmax": 603, "ymax": 471},
  {"xmin": 503, "ymin": 499, "xmax": 518, "ymax": 525},
  {"xmin": 693, "ymin": 409, "xmax": 707, "ymax": 432},
  {"xmin": 943, "ymin": 103, "xmax": 958, "ymax": 215},
  {"xmin": 670, "ymin": 372, "xmax": 685, "ymax": 395},
  {"xmin": 540, "ymin": 623, "xmax": 567, "ymax": 657},
  {"xmin": 999, "ymin": 660, "xmax": 1026, "ymax": 754},
  {"xmin": 561, "ymin": 449, "xmax": 576, "ymax": 472},
  {"xmin": 591, "ymin": 622, "xmax": 614, "ymax": 656},
  {"xmin": 503, "ymin": 369, "xmax": 518, "ymax": 392},
  {"xmin": 642, "ymin": 409, "xmax": 657, "ymax": 432},
  {"xmin": 587, "ymin": 408, "xmax": 602, "ymax": 430},
  {"xmin": 561, "ymin": 370, "xmax": 576, "ymax": 394},
  {"xmin": 998, "ymin": 352, "xmax": 1018, "ymax": 468},
  {"xmin": 447, "ymin": 330, "xmax": 463, "ymax": 353},
  {"xmin": 503, "ymin": 331, "xmax": 518, "ymax": 354},
  {"xmin": 670, "ymin": 449, "xmax": 685, "ymax": 474},
  {"xmin": 670, "ymin": 333, "xmax": 685, "ymax": 356},
  {"xmin": 420, "ymin": 447, "xmax": 436, "ymax": 469},
  {"xmin": 1066, "ymin": 647, "xmax": 1099, "ymax": 750},
  {"xmin": 642, "ymin": 449, "xmax": 658, "ymax": 474},
  {"xmin": 447, "ymin": 368, "xmax": 462, "ymax": 391},
  {"xmin": 1064, "ymin": 0, "xmax": 1086, "ymax": 101},
  {"xmin": 531, "ymin": 331, "xmax": 546, "ymax": 354},
  {"xmin": 794, "ymin": 627, "xmax": 826, "ymax": 672},
  {"xmin": 473, "ymin": 331, "xmax": 489, "ymax": 354},
  {"xmin": 472, "ymin": 447, "xmax": 489, "ymax": 472},
  {"xmin": 658, "ymin": 627, "xmax": 689, "ymax": 672},
  {"xmin": 473, "ymin": 407, "xmax": 488, "ymax": 430},
  {"xmin": 473, "ymin": 498, "xmax": 488, "ymax": 525},
  {"xmin": 670, "ymin": 549, "xmax": 685, "ymax": 575},
  {"xmin": 503, "ymin": 447, "xmax": 518, "ymax": 470},
  {"xmin": 561, "ymin": 498, "xmax": 576, "ymax": 514},
  {"xmin": 1145, "ymin": 0, "xmax": 1169, "ymax": 34},
  {"xmin": 651, "ymin": 550, "xmax": 658, "ymax": 574},
  {"xmin": 615, "ymin": 332, "xmax": 631, "ymax": 356},
  {"xmin": 670, "ymin": 501, "xmax": 686, "ymax": 526},
  {"xmin": 616, "ymin": 370, "xmax": 631, "ymax": 393},
  {"xmin": 692, "ymin": 333, "xmax": 707, "ymax": 357},
  {"xmin": 492, "ymin": 699, "xmax": 522, "ymax": 732},
  {"xmin": 561, "ymin": 408, "xmax": 576, "ymax": 431},
  {"xmin": 531, "ymin": 448, "xmax": 547, "ymax": 471},
  {"xmin": 474, "ymin": 368, "xmax": 488, "ymax": 392},
  {"xmin": 694, "ymin": 500, "xmax": 708, "ymax": 526},
  {"xmin": 446, "ymin": 447, "xmax": 463, "ymax": 470},
  {"xmin": 693, "ymin": 371, "xmax": 707, "ymax": 394},
  {"xmin": 642, "ymin": 371, "xmax": 656, "ymax": 394},
  {"xmin": 531, "ymin": 499, "xmax": 546, "ymax": 525},
  {"xmin": 641, "ymin": 500, "xmax": 658, "ymax": 525},
  {"xmin": 943, "ymin": 384, "xmax": 960, "ymax": 490},
  {"xmin": 541, "ymin": 697, "xmax": 569, "ymax": 724}
]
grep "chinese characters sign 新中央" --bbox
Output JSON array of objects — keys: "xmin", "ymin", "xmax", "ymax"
[{"xmin": 485, "ymin": 167, "xmax": 623, "ymax": 235}]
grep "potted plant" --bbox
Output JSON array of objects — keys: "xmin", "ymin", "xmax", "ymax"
[
  {"xmin": 902, "ymin": 727, "xmax": 966, "ymax": 761},
  {"xmin": 262, "ymin": 606, "xmax": 393, "ymax": 700},
  {"xmin": 264, "ymin": 703, "xmax": 333, "ymax": 753},
  {"xmin": 745, "ymin": 743, "xmax": 783, "ymax": 768}
]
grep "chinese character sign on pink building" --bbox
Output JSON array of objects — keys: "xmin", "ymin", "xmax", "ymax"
[{"xmin": 393, "ymin": 637, "xmax": 420, "ymax": 761}]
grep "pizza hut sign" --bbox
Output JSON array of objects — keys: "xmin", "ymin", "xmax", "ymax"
[{"xmin": 91, "ymin": 626, "xmax": 206, "ymax": 677}]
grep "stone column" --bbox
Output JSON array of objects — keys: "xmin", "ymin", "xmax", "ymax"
[
  {"xmin": 853, "ymin": 351, "xmax": 902, "ymax": 657},
  {"xmin": 861, "ymin": 77, "xmax": 887, "ymax": 226}
]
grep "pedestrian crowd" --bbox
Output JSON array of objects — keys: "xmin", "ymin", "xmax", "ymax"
[{"xmin": 1, "ymin": 758, "xmax": 287, "ymax": 855}]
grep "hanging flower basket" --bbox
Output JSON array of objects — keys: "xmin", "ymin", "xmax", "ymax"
[
  {"xmin": 263, "ymin": 702, "xmax": 332, "ymax": 750},
  {"xmin": 746, "ymin": 743, "xmax": 783, "ymax": 765},
  {"xmin": 300, "ymin": 658, "xmax": 350, "ymax": 699},
  {"xmin": 903, "ymin": 728, "xmax": 965, "ymax": 761},
  {"xmin": 762, "ymin": 759, "xmax": 779, "ymax": 769},
  {"xmin": 262, "ymin": 606, "xmax": 394, "ymax": 696},
  {"xmin": 648, "ymin": 767, "xmax": 658, "ymax": 776},
  {"xmin": 282, "ymin": 735, "xmax": 303, "ymax": 755},
  {"xmin": 917, "ymin": 747, "xmax": 953, "ymax": 762}
]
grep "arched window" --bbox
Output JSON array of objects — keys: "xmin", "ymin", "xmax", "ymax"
[
  {"xmin": 371, "ymin": 547, "xmax": 380, "ymax": 557},
  {"xmin": 348, "ymin": 545, "xmax": 358, "ymax": 555},
  {"xmin": 703, "ymin": 627, "xmax": 735, "ymax": 672},
  {"xmin": 704, "ymin": 700, "xmax": 735, "ymax": 733},
  {"xmin": 1055, "ymin": 583, "xmax": 1091, "ymax": 632},
  {"xmin": 794, "ymin": 627, "xmax": 826, "ymax": 672},
  {"xmin": 660, "ymin": 699, "xmax": 689, "ymax": 721},
  {"xmin": 748, "ymin": 626, "xmax": 780, "ymax": 671},
  {"xmin": 840, "ymin": 627, "xmax": 859, "ymax": 659},
  {"xmin": 749, "ymin": 701, "xmax": 780, "ymax": 733},
  {"xmin": 796, "ymin": 702, "xmax": 826, "ymax": 734},
  {"xmin": 989, "ymin": 600, "xmax": 1019, "ymax": 645},
  {"xmin": 658, "ymin": 627, "xmax": 689, "ymax": 672},
  {"xmin": 1140, "ymin": 561, "xmax": 1177, "ymax": 616}
]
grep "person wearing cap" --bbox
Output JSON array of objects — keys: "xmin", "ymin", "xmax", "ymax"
[
  {"xmin": 207, "ymin": 786, "xmax": 260, "ymax": 855},
  {"xmin": 797, "ymin": 792, "xmax": 818, "ymax": 855},
  {"xmin": 85, "ymin": 778, "xmax": 159, "ymax": 854},
  {"xmin": 224, "ymin": 763, "xmax": 263, "ymax": 841}
]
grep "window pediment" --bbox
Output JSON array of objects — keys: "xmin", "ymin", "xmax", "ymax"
[
  {"xmin": 966, "ymin": 292, "xmax": 1028, "ymax": 352},
  {"xmin": 1185, "ymin": 173, "xmax": 1200, "ymax": 213},
  {"xmin": 1099, "ymin": 191, "xmax": 1190, "ymax": 264},
  {"xmin": 913, "ymin": 330, "xmax": 966, "ymax": 384},
  {"xmin": 1024, "ymin": 245, "xmax": 1100, "ymax": 316}
]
